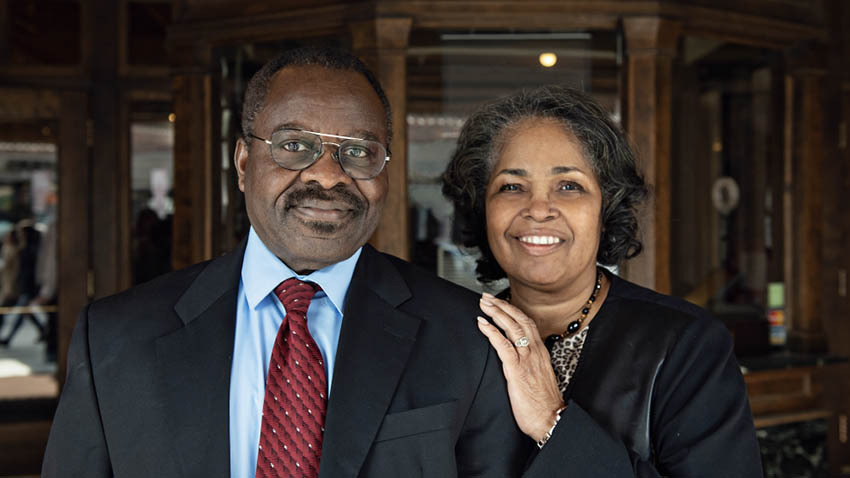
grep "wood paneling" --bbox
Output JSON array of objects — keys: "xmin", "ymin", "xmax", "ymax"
[
  {"xmin": 171, "ymin": 69, "xmax": 216, "ymax": 269},
  {"xmin": 823, "ymin": 363, "xmax": 850, "ymax": 476},
  {"xmin": 0, "ymin": 420, "xmax": 52, "ymax": 475},
  {"xmin": 786, "ymin": 46, "xmax": 828, "ymax": 353},
  {"xmin": 622, "ymin": 17, "xmax": 680, "ymax": 294},
  {"xmin": 744, "ymin": 362, "xmax": 850, "ymax": 473},
  {"xmin": 57, "ymin": 91, "xmax": 90, "ymax": 386},
  {"xmin": 90, "ymin": 0, "xmax": 128, "ymax": 299},
  {"xmin": 0, "ymin": 88, "xmax": 60, "ymax": 120}
]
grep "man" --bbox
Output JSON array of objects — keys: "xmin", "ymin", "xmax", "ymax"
[{"xmin": 43, "ymin": 47, "xmax": 528, "ymax": 477}]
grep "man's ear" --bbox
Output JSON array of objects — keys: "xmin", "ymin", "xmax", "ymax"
[{"xmin": 234, "ymin": 137, "xmax": 249, "ymax": 192}]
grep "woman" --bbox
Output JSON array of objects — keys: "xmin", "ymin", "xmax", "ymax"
[{"xmin": 442, "ymin": 86, "xmax": 762, "ymax": 476}]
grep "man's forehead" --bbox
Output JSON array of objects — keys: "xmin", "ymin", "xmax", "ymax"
[
  {"xmin": 269, "ymin": 65, "xmax": 374, "ymax": 99},
  {"xmin": 260, "ymin": 66, "xmax": 387, "ymax": 137}
]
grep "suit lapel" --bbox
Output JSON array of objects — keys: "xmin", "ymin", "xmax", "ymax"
[
  {"xmin": 155, "ymin": 241, "xmax": 245, "ymax": 477},
  {"xmin": 319, "ymin": 246, "xmax": 421, "ymax": 478}
]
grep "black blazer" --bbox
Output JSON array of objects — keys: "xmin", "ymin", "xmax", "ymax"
[
  {"xmin": 43, "ymin": 243, "xmax": 528, "ymax": 477},
  {"xmin": 524, "ymin": 273, "xmax": 763, "ymax": 477}
]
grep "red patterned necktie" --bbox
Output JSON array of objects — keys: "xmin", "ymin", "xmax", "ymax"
[{"xmin": 256, "ymin": 278, "xmax": 327, "ymax": 478}]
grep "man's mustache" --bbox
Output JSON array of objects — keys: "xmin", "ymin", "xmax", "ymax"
[{"xmin": 284, "ymin": 183, "xmax": 365, "ymax": 214}]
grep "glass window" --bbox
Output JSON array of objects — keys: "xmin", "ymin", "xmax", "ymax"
[
  {"xmin": 130, "ymin": 106, "xmax": 174, "ymax": 285},
  {"xmin": 0, "ymin": 124, "xmax": 60, "ymax": 399},
  {"xmin": 671, "ymin": 38, "xmax": 783, "ymax": 355}
]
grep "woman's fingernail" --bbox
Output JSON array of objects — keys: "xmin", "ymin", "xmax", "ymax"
[
  {"xmin": 479, "ymin": 296, "xmax": 493, "ymax": 306},
  {"xmin": 482, "ymin": 292, "xmax": 495, "ymax": 298},
  {"xmin": 476, "ymin": 316, "xmax": 488, "ymax": 325}
]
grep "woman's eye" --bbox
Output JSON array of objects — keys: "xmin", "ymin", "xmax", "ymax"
[
  {"xmin": 559, "ymin": 182, "xmax": 583, "ymax": 192},
  {"xmin": 498, "ymin": 183, "xmax": 521, "ymax": 192}
]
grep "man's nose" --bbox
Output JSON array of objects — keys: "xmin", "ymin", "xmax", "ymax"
[{"xmin": 299, "ymin": 145, "xmax": 352, "ymax": 188}]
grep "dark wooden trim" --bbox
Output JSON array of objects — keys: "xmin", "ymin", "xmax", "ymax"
[
  {"xmin": 58, "ymin": 91, "xmax": 90, "ymax": 387},
  {"xmin": 117, "ymin": 90, "xmax": 133, "ymax": 292},
  {"xmin": 167, "ymin": 1, "xmax": 825, "ymax": 54},
  {"xmin": 0, "ymin": 88, "xmax": 60, "ymax": 120},
  {"xmin": 171, "ymin": 71, "xmax": 216, "ymax": 269},
  {"xmin": 0, "ymin": 67, "xmax": 83, "ymax": 81},
  {"xmin": 674, "ymin": 4, "xmax": 826, "ymax": 48},
  {"xmin": 786, "ymin": 61, "xmax": 828, "ymax": 353},
  {"xmin": 167, "ymin": 3, "xmax": 355, "ymax": 49},
  {"xmin": 0, "ymin": 420, "xmax": 52, "ymax": 475},
  {"xmin": 782, "ymin": 73, "xmax": 796, "ymax": 346},
  {"xmin": 90, "ymin": 0, "xmax": 125, "ymax": 300},
  {"xmin": 0, "ymin": 0, "xmax": 9, "ymax": 64},
  {"xmin": 621, "ymin": 17, "xmax": 680, "ymax": 294},
  {"xmin": 118, "ymin": 0, "xmax": 173, "ymax": 78}
]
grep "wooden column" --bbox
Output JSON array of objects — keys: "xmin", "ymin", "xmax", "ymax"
[
  {"xmin": 821, "ymin": 0, "xmax": 850, "ymax": 359},
  {"xmin": 170, "ymin": 45, "xmax": 218, "ymax": 269},
  {"xmin": 622, "ymin": 17, "xmax": 681, "ymax": 293},
  {"xmin": 350, "ymin": 17, "xmax": 412, "ymax": 261},
  {"xmin": 0, "ymin": 0, "xmax": 8, "ymax": 62},
  {"xmin": 786, "ymin": 44, "xmax": 828, "ymax": 353},
  {"xmin": 90, "ymin": 0, "xmax": 126, "ymax": 298},
  {"xmin": 832, "ymin": 83, "xmax": 850, "ymax": 358},
  {"xmin": 57, "ymin": 91, "xmax": 91, "ymax": 384}
]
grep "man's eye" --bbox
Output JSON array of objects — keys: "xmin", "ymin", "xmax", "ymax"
[
  {"xmin": 499, "ymin": 183, "xmax": 520, "ymax": 192},
  {"xmin": 279, "ymin": 141, "xmax": 309, "ymax": 153},
  {"xmin": 343, "ymin": 145, "xmax": 370, "ymax": 159}
]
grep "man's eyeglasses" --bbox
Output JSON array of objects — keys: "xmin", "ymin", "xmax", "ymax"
[{"xmin": 248, "ymin": 129, "xmax": 390, "ymax": 180}]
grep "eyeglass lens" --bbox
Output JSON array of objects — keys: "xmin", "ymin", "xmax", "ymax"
[{"xmin": 268, "ymin": 129, "xmax": 387, "ymax": 179}]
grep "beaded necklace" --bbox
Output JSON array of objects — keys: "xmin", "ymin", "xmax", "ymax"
[{"xmin": 544, "ymin": 267, "xmax": 603, "ymax": 348}]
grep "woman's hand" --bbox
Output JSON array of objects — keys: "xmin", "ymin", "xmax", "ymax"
[{"xmin": 477, "ymin": 293, "xmax": 565, "ymax": 442}]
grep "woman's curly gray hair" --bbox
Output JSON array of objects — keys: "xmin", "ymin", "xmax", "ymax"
[{"xmin": 441, "ymin": 85, "xmax": 648, "ymax": 283}]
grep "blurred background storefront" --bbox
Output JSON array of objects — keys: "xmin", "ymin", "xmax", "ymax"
[{"xmin": 1, "ymin": 0, "xmax": 849, "ymax": 475}]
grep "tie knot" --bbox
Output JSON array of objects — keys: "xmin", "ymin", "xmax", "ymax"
[{"xmin": 274, "ymin": 278, "xmax": 320, "ymax": 316}]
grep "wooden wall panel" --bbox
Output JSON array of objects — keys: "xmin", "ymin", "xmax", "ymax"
[
  {"xmin": 90, "ymin": 0, "xmax": 127, "ymax": 299},
  {"xmin": 622, "ymin": 17, "xmax": 680, "ymax": 293},
  {"xmin": 821, "ymin": 0, "xmax": 850, "ymax": 359},
  {"xmin": 787, "ymin": 61, "xmax": 827, "ymax": 352},
  {"xmin": 171, "ymin": 69, "xmax": 216, "ymax": 270},
  {"xmin": 57, "ymin": 91, "xmax": 90, "ymax": 385}
]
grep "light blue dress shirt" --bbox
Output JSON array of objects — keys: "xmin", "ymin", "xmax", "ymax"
[{"xmin": 229, "ymin": 227, "xmax": 361, "ymax": 477}]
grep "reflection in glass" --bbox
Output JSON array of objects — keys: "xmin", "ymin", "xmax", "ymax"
[
  {"xmin": 131, "ymin": 121, "xmax": 174, "ymax": 285},
  {"xmin": 671, "ymin": 39, "xmax": 784, "ymax": 357},
  {"xmin": 0, "ymin": 137, "xmax": 59, "ymax": 387}
]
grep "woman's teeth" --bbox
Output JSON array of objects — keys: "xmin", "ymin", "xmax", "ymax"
[{"xmin": 519, "ymin": 236, "xmax": 563, "ymax": 245}]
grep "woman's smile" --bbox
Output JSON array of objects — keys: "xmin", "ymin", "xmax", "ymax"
[{"xmin": 485, "ymin": 118, "xmax": 602, "ymax": 289}]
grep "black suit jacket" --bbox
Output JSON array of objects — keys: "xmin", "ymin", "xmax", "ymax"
[
  {"xmin": 43, "ymin": 243, "xmax": 529, "ymax": 477},
  {"xmin": 523, "ymin": 274, "xmax": 762, "ymax": 477}
]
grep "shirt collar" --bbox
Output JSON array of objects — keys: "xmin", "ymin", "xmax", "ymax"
[{"xmin": 241, "ymin": 227, "xmax": 362, "ymax": 315}]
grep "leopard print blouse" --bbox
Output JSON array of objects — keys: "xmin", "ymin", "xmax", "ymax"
[{"xmin": 548, "ymin": 326, "xmax": 589, "ymax": 393}]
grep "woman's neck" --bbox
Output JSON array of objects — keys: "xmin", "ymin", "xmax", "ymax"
[{"xmin": 508, "ymin": 268, "xmax": 610, "ymax": 338}]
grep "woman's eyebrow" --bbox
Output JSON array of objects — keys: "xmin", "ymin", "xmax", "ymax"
[
  {"xmin": 550, "ymin": 166, "xmax": 583, "ymax": 175},
  {"xmin": 494, "ymin": 168, "xmax": 527, "ymax": 177}
]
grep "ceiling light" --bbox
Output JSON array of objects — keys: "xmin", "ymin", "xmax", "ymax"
[{"xmin": 539, "ymin": 52, "xmax": 557, "ymax": 67}]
